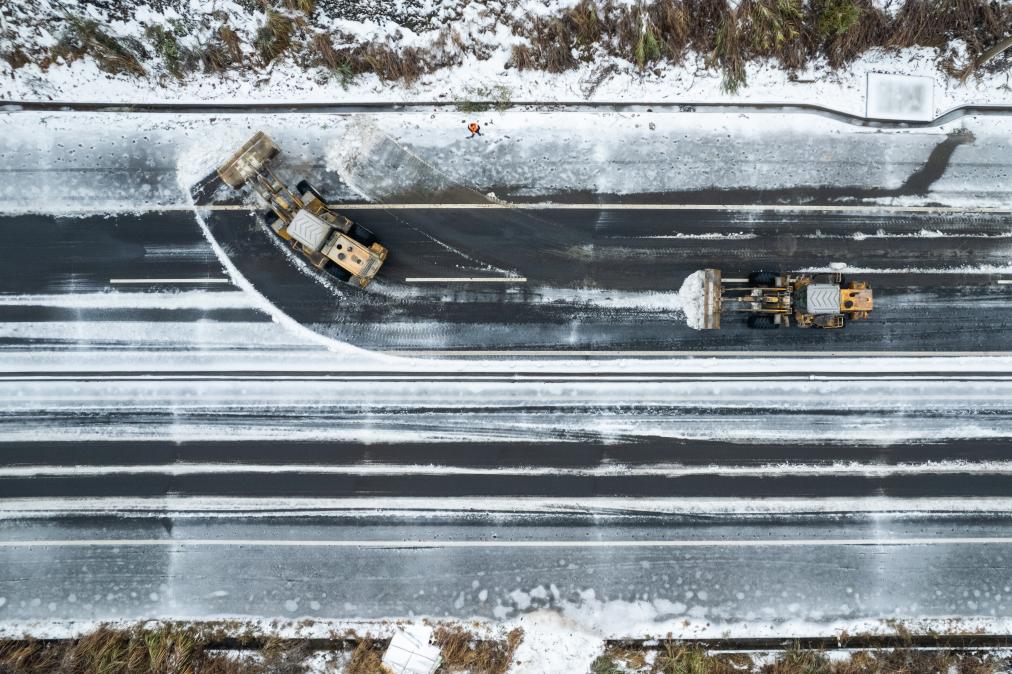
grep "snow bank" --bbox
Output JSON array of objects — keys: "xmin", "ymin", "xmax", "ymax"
[{"xmin": 677, "ymin": 270, "xmax": 706, "ymax": 330}]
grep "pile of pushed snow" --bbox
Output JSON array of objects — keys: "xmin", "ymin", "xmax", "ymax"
[{"xmin": 677, "ymin": 270, "xmax": 707, "ymax": 330}]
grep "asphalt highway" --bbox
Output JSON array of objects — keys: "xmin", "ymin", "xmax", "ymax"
[
  {"xmin": 2, "ymin": 511, "xmax": 1012, "ymax": 626},
  {"xmin": 4, "ymin": 110, "xmax": 1012, "ymax": 637}
]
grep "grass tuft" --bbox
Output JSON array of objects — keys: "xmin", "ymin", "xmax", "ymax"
[
  {"xmin": 218, "ymin": 25, "xmax": 244, "ymax": 64},
  {"xmin": 145, "ymin": 24, "xmax": 198, "ymax": 79},
  {"xmin": 433, "ymin": 626, "xmax": 524, "ymax": 674},
  {"xmin": 312, "ymin": 33, "xmax": 355, "ymax": 87},
  {"xmin": 254, "ymin": 10, "xmax": 295, "ymax": 66},
  {"xmin": 456, "ymin": 83, "xmax": 513, "ymax": 112},
  {"xmin": 344, "ymin": 637, "xmax": 386, "ymax": 674},
  {"xmin": 52, "ymin": 16, "xmax": 147, "ymax": 77},
  {"xmin": 0, "ymin": 624, "xmax": 309, "ymax": 674},
  {"xmin": 283, "ymin": 0, "xmax": 315, "ymax": 15},
  {"xmin": 713, "ymin": 12, "xmax": 746, "ymax": 92}
]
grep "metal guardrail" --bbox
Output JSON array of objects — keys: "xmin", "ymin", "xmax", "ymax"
[{"xmin": 2, "ymin": 100, "xmax": 1012, "ymax": 128}]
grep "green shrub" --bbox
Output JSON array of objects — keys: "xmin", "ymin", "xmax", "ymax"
[
  {"xmin": 814, "ymin": 0, "xmax": 862, "ymax": 39},
  {"xmin": 146, "ymin": 24, "xmax": 198, "ymax": 78}
]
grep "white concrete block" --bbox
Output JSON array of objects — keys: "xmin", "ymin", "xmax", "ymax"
[{"xmin": 866, "ymin": 72, "xmax": 934, "ymax": 121}]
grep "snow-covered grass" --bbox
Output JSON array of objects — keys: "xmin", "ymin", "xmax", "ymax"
[
  {"xmin": 2, "ymin": 0, "xmax": 1012, "ymax": 117},
  {"xmin": 0, "ymin": 617, "xmax": 1010, "ymax": 674},
  {"xmin": 5, "ymin": 109, "xmax": 1010, "ymax": 217}
]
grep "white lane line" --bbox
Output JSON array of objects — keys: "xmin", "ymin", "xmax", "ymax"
[
  {"xmin": 6, "ymin": 375, "xmax": 1011, "ymax": 382},
  {"xmin": 109, "ymin": 278, "xmax": 230, "ymax": 284},
  {"xmin": 382, "ymin": 350, "xmax": 1012, "ymax": 357},
  {"xmin": 1, "ymin": 495, "xmax": 1008, "ymax": 517},
  {"xmin": 2, "ymin": 537, "xmax": 1012, "ymax": 548},
  {"xmin": 301, "ymin": 204, "xmax": 1012, "ymax": 214},
  {"xmin": 998, "ymin": 280, "xmax": 1012, "ymax": 285},
  {"xmin": 5, "ymin": 460, "xmax": 1012, "ymax": 478},
  {"xmin": 405, "ymin": 277, "xmax": 526, "ymax": 283}
]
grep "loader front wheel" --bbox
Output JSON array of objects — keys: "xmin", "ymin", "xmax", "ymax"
[
  {"xmin": 349, "ymin": 224, "xmax": 377, "ymax": 247},
  {"xmin": 748, "ymin": 271, "xmax": 778, "ymax": 287},
  {"xmin": 297, "ymin": 180, "xmax": 324, "ymax": 203},
  {"xmin": 326, "ymin": 265, "xmax": 353, "ymax": 283},
  {"xmin": 747, "ymin": 314, "xmax": 779, "ymax": 329},
  {"xmin": 263, "ymin": 210, "xmax": 279, "ymax": 227}
]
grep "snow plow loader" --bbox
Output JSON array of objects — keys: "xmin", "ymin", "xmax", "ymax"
[
  {"xmin": 699, "ymin": 269, "xmax": 873, "ymax": 329},
  {"xmin": 217, "ymin": 131, "xmax": 388, "ymax": 288}
]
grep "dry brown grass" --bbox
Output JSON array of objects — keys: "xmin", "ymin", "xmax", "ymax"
[
  {"xmin": 433, "ymin": 626, "xmax": 524, "ymax": 674},
  {"xmin": 219, "ymin": 25, "xmax": 244, "ymax": 64},
  {"xmin": 282, "ymin": 0, "xmax": 315, "ymax": 15},
  {"xmin": 811, "ymin": 648, "xmax": 1000, "ymax": 674},
  {"xmin": 312, "ymin": 33, "xmax": 341, "ymax": 70},
  {"xmin": 594, "ymin": 641, "xmax": 1004, "ymax": 674},
  {"xmin": 2, "ymin": 49, "xmax": 31, "ymax": 70},
  {"xmin": 713, "ymin": 12, "xmax": 746, "ymax": 91},
  {"xmin": 887, "ymin": 0, "xmax": 947, "ymax": 48},
  {"xmin": 254, "ymin": 10, "xmax": 295, "ymax": 66},
  {"xmin": 52, "ymin": 16, "xmax": 147, "ymax": 76},
  {"xmin": 650, "ymin": 0, "xmax": 692, "ymax": 61},
  {"xmin": 31, "ymin": 0, "xmax": 1012, "ymax": 90},
  {"xmin": 522, "ymin": 15, "xmax": 581, "ymax": 72},
  {"xmin": 344, "ymin": 637, "xmax": 388, "ymax": 674},
  {"xmin": 362, "ymin": 44, "xmax": 426, "ymax": 84},
  {"xmin": 0, "ymin": 625, "xmax": 315, "ymax": 674}
]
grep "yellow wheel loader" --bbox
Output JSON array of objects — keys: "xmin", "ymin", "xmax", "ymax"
[
  {"xmin": 699, "ymin": 268, "xmax": 873, "ymax": 330},
  {"xmin": 217, "ymin": 131, "xmax": 388, "ymax": 288}
]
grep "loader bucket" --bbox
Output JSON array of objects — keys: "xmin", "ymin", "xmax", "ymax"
[
  {"xmin": 701, "ymin": 268, "xmax": 721, "ymax": 330},
  {"xmin": 216, "ymin": 131, "xmax": 280, "ymax": 189}
]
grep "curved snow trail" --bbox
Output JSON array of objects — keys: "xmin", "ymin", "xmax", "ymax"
[{"xmin": 176, "ymin": 149, "xmax": 389, "ymax": 357}]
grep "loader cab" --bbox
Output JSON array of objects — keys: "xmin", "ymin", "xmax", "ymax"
[
  {"xmin": 794, "ymin": 283, "xmax": 841, "ymax": 317},
  {"xmin": 283, "ymin": 209, "xmax": 387, "ymax": 287}
]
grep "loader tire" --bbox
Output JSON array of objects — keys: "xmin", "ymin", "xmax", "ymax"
[
  {"xmin": 327, "ymin": 265, "xmax": 353, "ymax": 283},
  {"xmin": 349, "ymin": 223, "xmax": 377, "ymax": 247},
  {"xmin": 297, "ymin": 180, "xmax": 324, "ymax": 203},
  {"xmin": 748, "ymin": 271, "xmax": 778, "ymax": 287},
  {"xmin": 263, "ymin": 210, "xmax": 279, "ymax": 227},
  {"xmin": 747, "ymin": 314, "xmax": 779, "ymax": 329}
]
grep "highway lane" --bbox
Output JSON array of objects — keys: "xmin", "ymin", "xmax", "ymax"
[
  {"xmin": 1, "ymin": 513, "xmax": 1011, "ymax": 627},
  {"xmin": 6, "ymin": 437, "xmax": 1012, "ymax": 468},
  {"xmin": 202, "ymin": 198, "xmax": 1012, "ymax": 351},
  {"xmin": 3, "ymin": 421, "xmax": 1012, "ymax": 499},
  {"xmin": 4, "ymin": 374, "xmax": 1012, "ymax": 444},
  {"xmin": 5, "ymin": 468, "xmax": 1012, "ymax": 499},
  {"xmin": 5, "ymin": 203, "xmax": 1012, "ymax": 351}
]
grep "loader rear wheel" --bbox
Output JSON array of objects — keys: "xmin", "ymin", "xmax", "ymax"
[
  {"xmin": 748, "ymin": 271, "xmax": 778, "ymax": 287},
  {"xmin": 263, "ymin": 210, "xmax": 279, "ymax": 227},
  {"xmin": 747, "ymin": 315, "xmax": 779, "ymax": 329},
  {"xmin": 297, "ymin": 180, "xmax": 324, "ymax": 203},
  {"xmin": 349, "ymin": 223, "xmax": 377, "ymax": 247}
]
